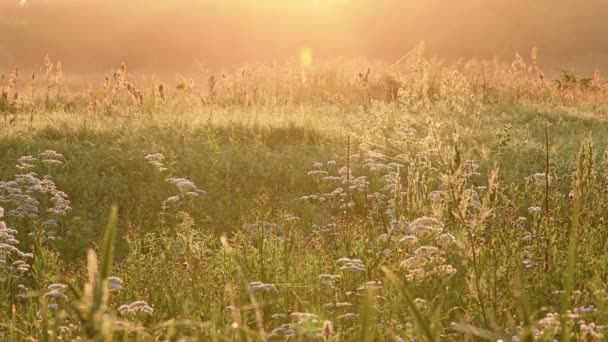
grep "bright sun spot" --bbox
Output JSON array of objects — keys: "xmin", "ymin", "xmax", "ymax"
[{"xmin": 300, "ymin": 47, "xmax": 313, "ymax": 66}]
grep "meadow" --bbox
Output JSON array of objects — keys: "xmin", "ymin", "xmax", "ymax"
[{"xmin": 2, "ymin": 46, "xmax": 608, "ymax": 340}]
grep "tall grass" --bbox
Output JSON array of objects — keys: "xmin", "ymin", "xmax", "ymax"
[{"xmin": 1, "ymin": 48, "xmax": 608, "ymax": 340}]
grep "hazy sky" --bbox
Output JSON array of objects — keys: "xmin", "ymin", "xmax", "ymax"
[{"xmin": 1, "ymin": 0, "xmax": 607, "ymax": 73}]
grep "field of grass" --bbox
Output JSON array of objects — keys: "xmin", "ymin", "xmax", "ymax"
[{"xmin": 2, "ymin": 48, "xmax": 608, "ymax": 340}]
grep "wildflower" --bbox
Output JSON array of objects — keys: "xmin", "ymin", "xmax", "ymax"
[
  {"xmin": 39, "ymin": 150, "xmax": 64, "ymax": 164},
  {"xmin": 269, "ymin": 324, "xmax": 298, "ymax": 339},
  {"xmin": 409, "ymin": 216, "xmax": 443, "ymax": 237},
  {"xmin": 44, "ymin": 290, "xmax": 68, "ymax": 300},
  {"xmin": 308, "ymin": 170, "xmax": 328, "ymax": 177},
  {"xmin": 358, "ymin": 281, "xmax": 383, "ymax": 291},
  {"xmin": 165, "ymin": 177, "xmax": 206, "ymax": 198},
  {"xmin": 578, "ymin": 305, "xmax": 596, "ymax": 314},
  {"xmin": 337, "ymin": 313, "xmax": 358, "ymax": 321},
  {"xmin": 337, "ymin": 257, "xmax": 366, "ymax": 272},
  {"xmin": 400, "ymin": 246, "xmax": 455, "ymax": 281},
  {"xmin": 533, "ymin": 173, "xmax": 552, "ymax": 186},
  {"xmin": 248, "ymin": 281, "xmax": 278, "ymax": 293},
  {"xmin": 436, "ymin": 233, "xmax": 456, "ymax": 249},
  {"xmin": 166, "ymin": 196, "xmax": 181, "ymax": 204},
  {"xmin": 319, "ymin": 274, "xmax": 342, "ymax": 285},
  {"xmin": 43, "ymin": 219, "xmax": 58, "ymax": 228},
  {"xmin": 399, "ymin": 234, "xmax": 418, "ymax": 246},
  {"xmin": 290, "ymin": 312, "xmax": 318, "ymax": 321},
  {"xmin": 145, "ymin": 153, "xmax": 168, "ymax": 172},
  {"xmin": 48, "ymin": 283, "xmax": 68, "ymax": 292},
  {"xmin": 323, "ymin": 302, "xmax": 352, "ymax": 309},
  {"xmin": 5, "ymin": 238, "xmax": 19, "ymax": 245},
  {"xmin": 284, "ymin": 213, "xmax": 299, "ymax": 222},
  {"xmin": 580, "ymin": 321, "xmax": 603, "ymax": 340},
  {"xmin": 528, "ymin": 207, "xmax": 542, "ymax": 215},
  {"xmin": 108, "ymin": 276, "xmax": 123, "ymax": 291},
  {"xmin": 429, "ymin": 190, "xmax": 444, "ymax": 201},
  {"xmin": 377, "ymin": 233, "xmax": 389, "ymax": 243},
  {"xmin": 176, "ymin": 180, "xmax": 197, "ymax": 192},
  {"xmin": 58, "ymin": 325, "xmax": 72, "ymax": 334},
  {"xmin": 118, "ymin": 301, "xmax": 154, "ymax": 316}
]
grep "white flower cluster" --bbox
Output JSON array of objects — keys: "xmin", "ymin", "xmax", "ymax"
[
  {"xmin": 336, "ymin": 257, "xmax": 366, "ymax": 273},
  {"xmin": 400, "ymin": 246, "xmax": 457, "ymax": 281},
  {"xmin": 16, "ymin": 156, "xmax": 36, "ymax": 171},
  {"xmin": 164, "ymin": 177, "xmax": 206, "ymax": 205},
  {"xmin": 409, "ymin": 217, "xmax": 444, "ymax": 237},
  {"xmin": 462, "ymin": 160, "xmax": 481, "ymax": 178},
  {"xmin": 269, "ymin": 323, "xmax": 298, "ymax": 340},
  {"xmin": 108, "ymin": 276, "xmax": 123, "ymax": 292},
  {"xmin": 318, "ymin": 273, "xmax": 342, "ymax": 286},
  {"xmin": 118, "ymin": 301, "xmax": 154, "ymax": 316},
  {"xmin": 0, "ymin": 153, "xmax": 71, "ymax": 219},
  {"xmin": 242, "ymin": 222, "xmax": 279, "ymax": 240},
  {"xmin": 248, "ymin": 281, "xmax": 278, "ymax": 293},
  {"xmin": 579, "ymin": 321, "xmax": 604, "ymax": 341},
  {"xmin": 0, "ymin": 207, "xmax": 33, "ymax": 274},
  {"xmin": 399, "ymin": 217, "xmax": 457, "ymax": 281},
  {"xmin": 39, "ymin": 286, "xmax": 64, "ymax": 312},
  {"xmin": 268, "ymin": 312, "xmax": 321, "ymax": 341},
  {"xmin": 532, "ymin": 172, "xmax": 552, "ymax": 186},
  {"xmin": 145, "ymin": 153, "xmax": 168, "ymax": 172},
  {"xmin": 44, "ymin": 283, "xmax": 69, "ymax": 301},
  {"xmin": 462, "ymin": 188, "xmax": 482, "ymax": 210},
  {"xmin": 358, "ymin": 280, "xmax": 383, "ymax": 292},
  {"xmin": 39, "ymin": 150, "xmax": 65, "ymax": 167},
  {"xmin": 506, "ymin": 307, "xmax": 606, "ymax": 341},
  {"xmin": 337, "ymin": 312, "xmax": 358, "ymax": 321},
  {"xmin": 322, "ymin": 301, "xmax": 352, "ymax": 310}
]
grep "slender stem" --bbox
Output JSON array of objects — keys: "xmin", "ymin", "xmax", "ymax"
[{"xmin": 544, "ymin": 111, "xmax": 550, "ymax": 272}]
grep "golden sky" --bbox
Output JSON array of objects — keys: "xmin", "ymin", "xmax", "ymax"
[{"xmin": 1, "ymin": 0, "xmax": 608, "ymax": 72}]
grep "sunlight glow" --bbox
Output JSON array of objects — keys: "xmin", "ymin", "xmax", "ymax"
[{"xmin": 300, "ymin": 47, "xmax": 313, "ymax": 67}]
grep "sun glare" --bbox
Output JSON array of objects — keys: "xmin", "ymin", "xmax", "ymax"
[{"xmin": 300, "ymin": 47, "xmax": 313, "ymax": 66}]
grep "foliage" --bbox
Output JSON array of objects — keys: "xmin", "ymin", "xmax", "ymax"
[{"xmin": 1, "ymin": 48, "xmax": 608, "ymax": 340}]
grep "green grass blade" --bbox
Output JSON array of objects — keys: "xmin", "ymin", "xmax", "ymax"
[
  {"xmin": 382, "ymin": 267, "xmax": 438, "ymax": 342},
  {"xmin": 100, "ymin": 204, "xmax": 119, "ymax": 280}
]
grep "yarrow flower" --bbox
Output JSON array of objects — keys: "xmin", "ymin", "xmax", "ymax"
[
  {"xmin": 108, "ymin": 276, "xmax": 123, "ymax": 292},
  {"xmin": 248, "ymin": 281, "xmax": 278, "ymax": 293},
  {"xmin": 409, "ymin": 216, "xmax": 444, "ymax": 237},
  {"xmin": 145, "ymin": 153, "xmax": 168, "ymax": 172},
  {"xmin": 319, "ymin": 273, "xmax": 342, "ymax": 286},
  {"xmin": 337, "ymin": 257, "xmax": 366, "ymax": 273},
  {"xmin": 39, "ymin": 150, "xmax": 65, "ymax": 167},
  {"xmin": 44, "ymin": 283, "xmax": 69, "ymax": 300},
  {"xmin": 0, "ymin": 205, "xmax": 34, "ymax": 275},
  {"xmin": 400, "ymin": 246, "xmax": 456, "ymax": 281},
  {"xmin": 1, "ymin": 154, "xmax": 72, "ymax": 220},
  {"xmin": 532, "ymin": 172, "xmax": 552, "ymax": 186},
  {"xmin": 164, "ymin": 177, "xmax": 206, "ymax": 205},
  {"xmin": 118, "ymin": 301, "xmax": 154, "ymax": 316},
  {"xmin": 337, "ymin": 313, "xmax": 358, "ymax": 321}
]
